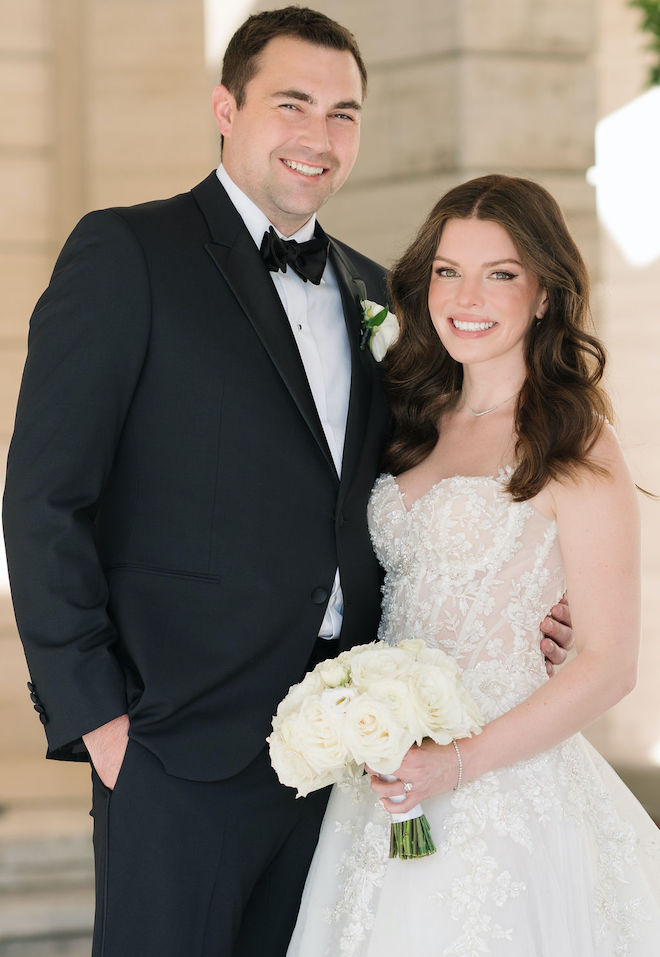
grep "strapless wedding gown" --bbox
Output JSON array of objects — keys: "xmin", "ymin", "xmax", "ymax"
[{"xmin": 287, "ymin": 471, "xmax": 660, "ymax": 956}]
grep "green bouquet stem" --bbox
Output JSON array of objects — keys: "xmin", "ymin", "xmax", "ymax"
[{"xmin": 389, "ymin": 814, "xmax": 436, "ymax": 860}]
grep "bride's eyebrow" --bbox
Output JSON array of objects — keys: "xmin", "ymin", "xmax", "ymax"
[
  {"xmin": 431, "ymin": 257, "xmax": 523, "ymax": 266},
  {"xmin": 483, "ymin": 259, "xmax": 523, "ymax": 268}
]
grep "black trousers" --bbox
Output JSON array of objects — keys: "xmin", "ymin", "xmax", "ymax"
[{"xmin": 90, "ymin": 637, "xmax": 338, "ymax": 957}]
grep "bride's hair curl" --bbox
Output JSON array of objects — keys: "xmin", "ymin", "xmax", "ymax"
[{"xmin": 383, "ymin": 174, "xmax": 612, "ymax": 501}]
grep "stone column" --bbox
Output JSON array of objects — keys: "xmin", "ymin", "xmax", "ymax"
[
  {"xmin": 0, "ymin": 0, "xmax": 214, "ymax": 819},
  {"xmin": 317, "ymin": 0, "xmax": 597, "ymax": 271},
  {"xmin": 587, "ymin": 0, "xmax": 660, "ymax": 792},
  {"xmin": 0, "ymin": 0, "xmax": 62, "ymax": 784}
]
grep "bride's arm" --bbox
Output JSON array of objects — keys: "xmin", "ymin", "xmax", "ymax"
[{"xmin": 373, "ymin": 425, "xmax": 641, "ymax": 810}]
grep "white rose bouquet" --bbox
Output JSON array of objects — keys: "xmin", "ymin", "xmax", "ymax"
[{"xmin": 267, "ymin": 640, "xmax": 482, "ymax": 859}]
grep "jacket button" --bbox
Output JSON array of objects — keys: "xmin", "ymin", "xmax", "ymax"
[
  {"xmin": 33, "ymin": 703, "xmax": 45, "ymax": 715},
  {"xmin": 27, "ymin": 681, "xmax": 36, "ymax": 693},
  {"xmin": 39, "ymin": 713, "xmax": 47, "ymax": 725},
  {"xmin": 30, "ymin": 692, "xmax": 39, "ymax": 704},
  {"xmin": 311, "ymin": 587, "xmax": 328, "ymax": 605}
]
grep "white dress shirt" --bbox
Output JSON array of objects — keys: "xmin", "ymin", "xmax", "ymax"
[{"xmin": 216, "ymin": 165, "xmax": 351, "ymax": 639}]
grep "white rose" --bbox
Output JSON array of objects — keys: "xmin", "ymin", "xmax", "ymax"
[
  {"xmin": 370, "ymin": 309, "xmax": 399, "ymax": 361},
  {"xmin": 364, "ymin": 678, "xmax": 426, "ymax": 746},
  {"xmin": 342, "ymin": 692, "xmax": 410, "ymax": 774},
  {"xmin": 361, "ymin": 300, "xmax": 399, "ymax": 361},
  {"xmin": 334, "ymin": 647, "xmax": 359, "ymax": 667},
  {"xmin": 321, "ymin": 686, "xmax": 358, "ymax": 714},
  {"xmin": 398, "ymin": 640, "xmax": 461, "ymax": 676},
  {"xmin": 273, "ymin": 668, "xmax": 326, "ymax": 724},
  {"xmin": 408, "ymin": 663, "xmax": 482, "ymax": 744},
  {"xmin": 267, "ymin": 729, "xmax": 336, "ymax": 797},
  {"xmin": 317, "ymin": 656, "xmax": 351, "ymax": 688},
  {"xmin": 349, "ymin": 643, "xmax": 413, "ymax": 691},
  {"xmin": 280, "ymin": 695, "xmax": 349, "ymax": 776}
]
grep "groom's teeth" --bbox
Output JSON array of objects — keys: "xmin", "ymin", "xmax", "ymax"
[
  {"xmin": 452, "ymin": 319, "xmax": 495, "ymax": 332},
  {"xmin": 283, "ymin": 159, "xmax": 325, "ymax": 176}
]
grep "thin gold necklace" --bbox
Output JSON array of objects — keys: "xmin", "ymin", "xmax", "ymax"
[{"xmin": 464, "ymin": 391, "xmax": 518, "ymax": 417}]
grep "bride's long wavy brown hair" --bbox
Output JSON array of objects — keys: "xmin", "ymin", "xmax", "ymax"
[{"xmin": 382, "ymin": 174, "xmax": 613, "ymax": 502}]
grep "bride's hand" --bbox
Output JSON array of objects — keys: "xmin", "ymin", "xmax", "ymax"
[{"xmin": 367, "ymin": 738, "xmax": 461, "ymax": 814}]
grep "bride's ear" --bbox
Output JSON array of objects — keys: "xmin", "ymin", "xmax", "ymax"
[{"xmin": 535, "ymin": 289, "xmax": 549, "ymax": 321}]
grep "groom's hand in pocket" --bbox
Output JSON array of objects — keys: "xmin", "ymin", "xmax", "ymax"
[{"xmin": 83, "ymin": 713, "xmax": 130, "ymax": 790}]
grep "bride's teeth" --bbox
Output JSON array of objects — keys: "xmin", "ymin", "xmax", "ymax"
[
  {"xmin": 283, "ymin": 160, "xmax": 324, "ymax": 176},
  {"xmin": 452, "ymin": 319, "xmax": 495, "ymax": 332}
]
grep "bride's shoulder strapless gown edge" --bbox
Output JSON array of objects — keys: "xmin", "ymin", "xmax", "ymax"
[{"xmin": 287, "ymin": 471, "xmax": 660, "ymax": 957}]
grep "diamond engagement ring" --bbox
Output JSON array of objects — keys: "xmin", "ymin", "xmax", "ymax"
[{"xmin": 402, "ymin": 781, "xmax": 414, "ymax": 793}]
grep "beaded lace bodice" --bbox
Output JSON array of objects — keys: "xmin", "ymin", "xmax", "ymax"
[{"xmin": 367, "ymin": 470, "xmax": 565, "ymax": 722}]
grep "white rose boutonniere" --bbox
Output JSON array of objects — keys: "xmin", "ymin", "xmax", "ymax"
[{"xmin": 360, "ymin": 299, "xmax": 399, "ymax": 361}]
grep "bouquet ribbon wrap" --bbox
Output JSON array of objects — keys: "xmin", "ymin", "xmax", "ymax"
[{"xmin": 380, "ymin": 774, "xmax": 436, "ymax": 859}]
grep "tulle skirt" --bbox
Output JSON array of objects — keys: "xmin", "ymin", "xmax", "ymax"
[{"xmin": 287, "ymin": 735, "xmax": 660, "ymax": 957}]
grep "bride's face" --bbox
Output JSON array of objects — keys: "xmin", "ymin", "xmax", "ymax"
[{"xmin": 427, "ymin": 217, "xmax": 548, "ymax": 370}]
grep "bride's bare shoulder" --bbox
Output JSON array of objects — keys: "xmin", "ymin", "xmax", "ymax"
[{"xmin": 547, "ymin": 422, "xmax": 639, "ymax": 519}]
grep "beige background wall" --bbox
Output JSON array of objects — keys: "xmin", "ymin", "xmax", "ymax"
[
  {"xmin": 589, "ymin": 0, "xmax": 660, "ymax": 770},
  {"xmin": 0, "ymin": 0, "xmax": 657, "ymax": 904},
  {"xmin": 0, "ymin": 0, "xmax": 216, "ymax": 850}
]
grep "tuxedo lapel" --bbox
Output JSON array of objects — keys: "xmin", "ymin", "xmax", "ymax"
[
  {"xmin": 326, "ymin": 237, "xmax": 374, "ymax": 499},
  {"xmin": 192, "ymin": 174, "xmax": 337, "ymax": 477}
]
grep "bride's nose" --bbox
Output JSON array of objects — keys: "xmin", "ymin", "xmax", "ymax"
[{"xmin": 456, "ymin": 275, "xmax": 484, "ymax": 307}]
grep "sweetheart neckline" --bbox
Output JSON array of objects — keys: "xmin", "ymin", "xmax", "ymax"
[
  {"xmin": 385, "ymin": 468, "xmax": 511, "ymax": 513},
  {"xmin": 381, "ymin": 470, "xmax": 556, "ymax": 525}
]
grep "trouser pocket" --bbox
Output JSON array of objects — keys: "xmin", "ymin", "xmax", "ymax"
[{"xmin": 90, "ymin": 739, "xmax": 134, "ymax": 957}]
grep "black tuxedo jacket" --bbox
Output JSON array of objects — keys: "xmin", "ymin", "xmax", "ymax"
[{"xmin": 3, "ymin": 173, "xmax": 390, "ymax": 781}]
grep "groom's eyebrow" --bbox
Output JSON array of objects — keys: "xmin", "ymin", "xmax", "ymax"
[{"xmin": 272, "ymin": 89, "xmax": 362, "ymax": 111}]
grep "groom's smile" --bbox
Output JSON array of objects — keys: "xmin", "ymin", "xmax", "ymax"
[{"xmin": 280, "ymin": 158, "xmax": 327, "ymax": 177}]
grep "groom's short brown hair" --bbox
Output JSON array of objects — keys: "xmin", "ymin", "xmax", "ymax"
[{"xmin": 221, "ymin": 6, "xmax": 368, "ymax": 107}]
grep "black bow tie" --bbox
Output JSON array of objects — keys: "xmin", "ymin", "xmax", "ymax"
[{"xmin": 260, "ymin": 226, "xmax": 329, "ymax": 285}]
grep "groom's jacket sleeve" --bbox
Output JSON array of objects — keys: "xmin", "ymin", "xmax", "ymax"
[{"xmin": 3, "ymin": 209, "xmax": 150, "ymax": 759}]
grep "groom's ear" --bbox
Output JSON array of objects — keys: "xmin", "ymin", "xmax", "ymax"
[{"xmin": 212, "ymin": 84, "xmax": 236, "ymax": 137}]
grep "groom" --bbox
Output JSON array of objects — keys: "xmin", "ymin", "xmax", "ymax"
[{"xmin": 2, "ymin": 7, "xmax": 572, "ymax": 957}]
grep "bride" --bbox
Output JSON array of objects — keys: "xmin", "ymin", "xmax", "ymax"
[{"xmin": 287, "ymin": 175, "xmax": 660, "ymax": 956}]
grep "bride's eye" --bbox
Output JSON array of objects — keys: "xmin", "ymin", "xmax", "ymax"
[
  {"xmin": 435, "ymin": 267, "xmax": 459, "ymax": 278},
  {"xmin": 491, "ymin": 270, "xmax": 516, "ymax": 280}
]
